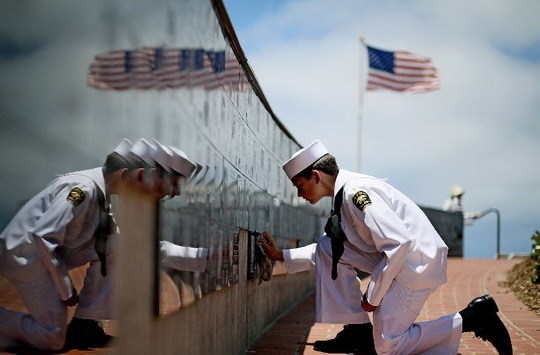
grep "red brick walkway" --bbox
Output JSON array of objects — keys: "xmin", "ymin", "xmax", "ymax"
[
  {"xmin": 249, "ymin": 258, "xmax": 540, "ymax": 355},
  {"xmin": 1, "ymin": 258, "xmax": 538, "ymax": 354}
]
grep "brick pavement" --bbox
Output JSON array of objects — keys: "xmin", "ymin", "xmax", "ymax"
[
  {"xmin": 1, "ymin": 258, "xmax": 538, "ymax": 354},
  {"xmin": 249, "ymin": 258, "xmax": 540, "ymax": 355}
]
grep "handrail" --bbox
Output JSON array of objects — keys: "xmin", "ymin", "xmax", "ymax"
[{"xmin": 466, "ymin": 208, "xmax": 501, "ymax": 259}]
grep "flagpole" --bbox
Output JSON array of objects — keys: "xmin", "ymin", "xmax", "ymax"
[{"xmin": 357, "ymin": 36, "xmax": 368, "ymax": 172}]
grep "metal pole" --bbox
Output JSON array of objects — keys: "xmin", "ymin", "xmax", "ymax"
[
  {"xmin": 495, "ymin": 208, "xmax": 500, "ymax": 259},
  {"xmin": 357, "ymin": 36, "xmax": 368, "ymax": 172},
  {"xmin": 479, "ymin": 208, "xmax": 501, "ymax": 259}
]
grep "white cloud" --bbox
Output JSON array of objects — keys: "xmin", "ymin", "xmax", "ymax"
[{"xmin": 226, "ymin": 0, "xmax": 540, "ymax": 255}]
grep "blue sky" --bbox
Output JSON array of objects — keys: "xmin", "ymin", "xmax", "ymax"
[{"xmin": 223, "ymin": 0, "xmax": 540, "ymax": 257}]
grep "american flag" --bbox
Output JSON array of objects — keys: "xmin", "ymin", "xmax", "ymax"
[
  {"xmin": 366, "ymin": 45, "xmax": 439, "ymax": 93},
  {"xmin": 87, "ymin": 47, "xmax": 247, "ymax": 91}
]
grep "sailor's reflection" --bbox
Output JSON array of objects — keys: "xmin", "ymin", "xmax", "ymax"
[
  {"xmin": 115, "ymin": 138, "xmax": 207, "ymax": 315},
  {"xmin": 158, "ymin": 238, "xmax": 208, "ymax": 314},
  {"xmin": 159, "ymin": 242, "xmax": 208, "ymax": 273}
]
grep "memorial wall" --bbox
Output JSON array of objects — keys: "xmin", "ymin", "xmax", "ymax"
[{"xmin": 0, "ymin": 1, "xmax": 327, "ymax": 350}]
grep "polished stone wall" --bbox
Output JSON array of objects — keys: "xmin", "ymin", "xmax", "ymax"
[{"xmin": 0, "ymin": 1, "xmax": 325, "ymax": 352}]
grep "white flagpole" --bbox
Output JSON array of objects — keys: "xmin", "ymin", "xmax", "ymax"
[{"xmin": 357, "ymin": 36, "xmax": 369, "ymax": 172}]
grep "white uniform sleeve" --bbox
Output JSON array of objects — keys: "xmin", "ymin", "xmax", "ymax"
[
  {"xmin": 281, "ymin": 243, "xmax": 317, "ymax": 274},
  {"xmin": 31, "ymin": 184, "xmax": 93, "ymax": 300},
  {"xmin": 346, "ymin": 188, "xmax": 412, "ymax": 307},
  {"xmin": 160, "ymin": 240, "xmax": 208, "ymax": 272}
]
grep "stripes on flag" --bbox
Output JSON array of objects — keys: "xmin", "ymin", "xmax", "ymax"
[
  {"xmin": 87, "ymin": 47, "xmax": 248, "ymax": 91},
  {"xmin": 366, "ymin": 45, "xmax": 439, "ymax": 93}
]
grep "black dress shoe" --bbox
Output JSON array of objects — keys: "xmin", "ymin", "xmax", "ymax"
[
  {"xmin": 460, "ymin": 294, "xmax": 513, "ymax": 355},
  {"xmin": 313, "ymin": 323, "xmax": 376, "ymax": 354},
  {"xmin": 65, "ymin": 317, "xmax": 113, "ymax": 349}
]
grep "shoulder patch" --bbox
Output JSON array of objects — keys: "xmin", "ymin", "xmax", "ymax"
[
  {"xmin": 67, "ymin": 187, "xmax": 85, "ymax": 206},
  {"xmin": 352, "ymin": 190, "xmax": 371, "ymax": 211}
]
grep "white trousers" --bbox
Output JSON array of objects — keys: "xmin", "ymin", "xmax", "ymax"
[
  {"xmin": 0, "ymin": 239, "xmax": 116, "ymax": 350},
  {"xmin": 0, "ymin": 262, "xmax": 67, "ymax": 350},
  {"xmin": 315, "ymin": 236, "xmax": 462, "ymax": 355}
]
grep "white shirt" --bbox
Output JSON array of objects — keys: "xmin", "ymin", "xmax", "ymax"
[
  {"xmin": 0, "ymin": 168, "xmax": 108, "ymax": 300},
  {"xmin": 159, "ymin": 240, "xmax": 208, "ymax": 273},
  {"xmin": 334, "ymin": 170, "xmax": 448, "ymax": 306}
]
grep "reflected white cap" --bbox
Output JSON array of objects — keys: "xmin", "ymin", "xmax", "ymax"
[
  {"xmin": 168, "ymin": 146, "xmax": 197, "ymax": 179},
  {"xmin": 113, "ymin": 138, "xmax": 139, "ymax": 165},
  {"xmin": 282, "ymin": 139, "xmax": 329, "ymax": 179},
  {"xmin": 193, "ymin": 163, "xmax": 203, "ymax": 177},
  {"xmin": 129, "ymin": 138, "xmax": 156, "ymax": 167},
  {"xmin": 150, "ymin": 139, "xmax": 173, "ymax": 173}
]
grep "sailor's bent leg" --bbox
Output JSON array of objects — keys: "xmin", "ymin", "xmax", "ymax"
[
  {"xmin": 372, "ymin": 281, "xmax": 461, "ymax": 354},
  {"xmin": 0, "ymin": 274, "xmax": 68, "ymax": 351},
  {"xmin": 314, "ymin": 236, "xmax": 369, "ymax": 324}
]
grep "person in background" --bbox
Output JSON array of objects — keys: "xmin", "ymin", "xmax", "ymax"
[
  {"xmin": 260, "ymin": 140, "xmax": 512, "ymax": 355},
  {"xmin": 443, "ymin": 184, "xmax": 465, "ymax": 212}
]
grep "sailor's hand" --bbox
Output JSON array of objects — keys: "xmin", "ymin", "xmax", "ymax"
[
  {"xmin": 361, "ymin": 294, "xmax": 377, "ymax": 312},
  {"xmin": 259, "ymin": 232, "xmax": 284, "ymax": 261},
  {"xmin": 62, "ymin": 287, "xmax": 80, "ymax": 307}
]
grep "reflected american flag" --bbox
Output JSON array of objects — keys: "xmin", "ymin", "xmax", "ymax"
[{"xmin": 87, "ymin": 47, "xmax": 246, "ymax": 91}]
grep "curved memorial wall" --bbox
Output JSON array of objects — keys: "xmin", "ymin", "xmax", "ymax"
[{"xmin": 0, "ymin": 0, "xmax": 328, "ymax": 322}]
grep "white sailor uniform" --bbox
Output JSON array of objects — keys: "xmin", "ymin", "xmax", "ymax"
[
  {"xmin": 281, "ymin": 169, "xmax": 463, "ymax": 354},
  {"xmin": 159, "ymin": 240, "xmax": 208, "ymax": 273},
  {"xmin": 0, "ymin": 168, "xmax": 116, "ymax": 350}
]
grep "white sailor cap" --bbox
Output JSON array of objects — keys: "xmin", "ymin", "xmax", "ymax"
[
  {"xmin": 451, "ymin": 185, "xmax": 465, "ymax": 197},
  {"xmin": 150, "ymin": 139, "xmax": 173, "ymax": 173},
  {"xmin": 113, "ymin": 138, "xmax": 140, "ymax": 165},
  {"xmin": 193, "ymin": 162, "xmax": 203, "ymax": 177},
  {"xmin": 282, "ymin": 139, "xmax": 329, "ymax": 180},
  {"xmin": 130, "ymin": 138, "xmax": 156, "ymax": 167},
  {"xmin": 168, "ymin": 146, "xmax": 197, "ymax": 179}
]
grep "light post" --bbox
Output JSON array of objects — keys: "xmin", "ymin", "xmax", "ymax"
[{"xmin": 465, "ymin": 208, "xmax": 501, "ymax": 259}]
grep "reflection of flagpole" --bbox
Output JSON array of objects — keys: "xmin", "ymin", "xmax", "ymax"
[{"xmin": 357, "ymin": 36, "xmax": 368, "ymax": 172}]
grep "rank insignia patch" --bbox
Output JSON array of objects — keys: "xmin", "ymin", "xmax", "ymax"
[
  {"xmin": 353, "ymin": 191, "xmax": 371, "ymax": 211},
  {"xmin": 67, "ymin": 187, "xmax": 85, "ymax": 206}
]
